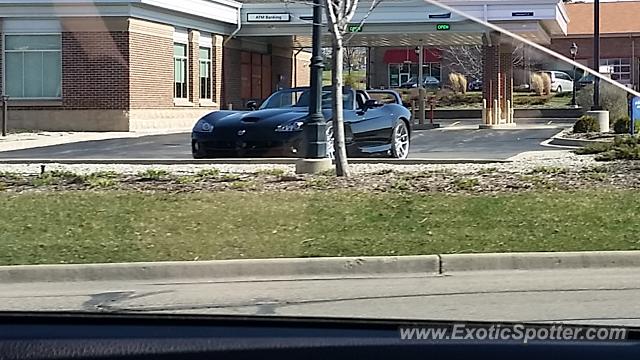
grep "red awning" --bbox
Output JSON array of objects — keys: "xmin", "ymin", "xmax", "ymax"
[{"xmin": 383, "ymin": 48, "xmax": 442, "ymax": 64}]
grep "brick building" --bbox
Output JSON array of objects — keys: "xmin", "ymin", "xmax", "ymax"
[
  {"xmin": 550, "ymin": 1, "xmax": 640, "ymax": 89},
  {"xmin": 0, "ymin": 0, "xmax": 310, "ymax": 131},
  {"xmin": 368, "ymin": 1, "xmax": 640, "ymax": 91}
]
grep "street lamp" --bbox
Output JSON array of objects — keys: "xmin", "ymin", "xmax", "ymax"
[
  {"xmin": 304, "ymin": 0, "xmax": 327, "ymax": 158},
  {"xmin": 592, "ymin": 0, "xmax": 601, "ymax": 110},
  {"xmin": 570, "ymin": 42, "xmax": 578, "ymax": 108}
]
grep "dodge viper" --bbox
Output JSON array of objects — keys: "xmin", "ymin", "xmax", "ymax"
[{"xmin": 191, "ymin": 87, "xmax": 412, "ymax": 159}]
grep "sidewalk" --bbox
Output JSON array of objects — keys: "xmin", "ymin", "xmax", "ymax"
[{"xmin": 0, "ymin": 128, "xmax": 190, "ymax": 152}]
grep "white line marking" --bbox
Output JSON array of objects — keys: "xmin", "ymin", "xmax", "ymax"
[
  {"xmin": 539, "ymin": 129, "xmax": 581, "ymax": 149},
  {"xmin": 448, "ymin": 121, "xmax": 460, "ymax": 128}
]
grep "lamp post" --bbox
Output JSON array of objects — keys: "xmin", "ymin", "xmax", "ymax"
[
  {"xmin": 415, "ymin": 44, "xmax": 425, "ymax": 125},
  {"xmin": 305, "ymin": 0, "xmax": 327, "ymax": 158},
  {"xmin": 570, "ymin": 42, "xmax": 578, "ymax": 108},
  {"xmin": 592, "ymin": 0, "xmax": 601, "ymax": 110}
]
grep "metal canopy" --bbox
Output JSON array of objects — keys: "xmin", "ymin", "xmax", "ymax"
[
  {"xmin": 238, "ymin": 0, "xmax": 567, "ymax": 47},
  {"xmin": 248, "ymin": 20, "xmax": 548, "ymax": 48}
]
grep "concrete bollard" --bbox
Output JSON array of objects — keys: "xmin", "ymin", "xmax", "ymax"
[
  {"xmin": 482, "ymin": 99, "xmax": 487, "ymax": 124},
  {"xmin": 587, "ymin": 110, "xmax": 610, "ymax": 132},
  {"xmin": 493, "ymin": 99, "xmax": 499, "ymax": 125}
]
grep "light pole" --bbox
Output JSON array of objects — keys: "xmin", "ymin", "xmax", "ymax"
[
  {"xmin": 415, "ymin": 45, "xmax": 426, "ymax": 125},
  {"xmin": 592, "ymin": 0, "xmax": 601, "ymax": 110},
  {"xmin": 305, "ymin": 0, "xmax": 327, "ymax": 158},
  {"xmin": 570, "ymin": 42, "xmax": 578, "ymax": 108}
]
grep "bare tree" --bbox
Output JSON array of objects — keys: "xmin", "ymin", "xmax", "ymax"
[
  {"xmin": 440, "ymin": 44, "xmax": 526, "ymax": 80},
  {"xmin": 344, "ymin": 47, "xmax": 366, "ymax": 74},
  {"xmin": 440, "ymin": 45, "xmax": 484, "ymax": 80},
  {"xmin": 324, "ymin": 0, "xmax": 358, "ymax": 177}
]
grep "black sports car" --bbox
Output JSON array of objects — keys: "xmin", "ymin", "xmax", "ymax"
[{"xmin": 191, "ymin": 87, "xmax": 412, "ymax": 159}]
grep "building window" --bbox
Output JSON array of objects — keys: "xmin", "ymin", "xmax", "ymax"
[
  {"xmin": 387, "ymin": 62, "xmax": 440, "ymax": 88},
  {"xmin": 174, "ymin": 43, "xmax": 188, "ymax": 99},
  {"xmin": 199, "ymin": 47, "xmax": 212, "ymax": 100},
  {"xmin": 600, "ymin": 58, "xmax": 631, "ymax": 83},
  {"xmin": 4, "ymin": 34, "xmax": 61, "ymax": 99}
]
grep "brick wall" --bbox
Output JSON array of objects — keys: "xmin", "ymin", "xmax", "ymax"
[
  {"xmin": 223, "ymin": 47, "xmax": 242, "ymax": 109},
  {"xmin": 482, "ymin": 44, "xmax": 500, "ymax": 105},
  {"xmin": 188, "ymin": 30, "xmax": 200, "ymax": 104},
  {"xmin": 272, "ymin": 55, "xmax": 292, "ymax": 89},
  {"xmin": 62, "ymin": 31, "xmax": 130, "ymax": 110},
  {"xmin": 499, "ymin": 50, "xmax": 513, "ymax": 113},
  {"xmin": 129, "ymin": 29, "xmax": 173, "ymax": 109},
  {"xmin": 551, "ymin": 37, "xmax": 638, "ymax": 65},
  {"xmin": 213, "ymin": 35, "xmax": 224, "ymax": 105},
  {"xmin": 295, "ymin": 57, "xmax": 310, "ymax": 87}
]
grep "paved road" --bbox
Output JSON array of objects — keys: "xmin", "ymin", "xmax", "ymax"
[
  {"xmin": 0, "ymin": 120, "xmax": 570, "ymax": 160},
  {"xmin": 1, "ymin": 268, "xmax": 639, "ymax": 326}
]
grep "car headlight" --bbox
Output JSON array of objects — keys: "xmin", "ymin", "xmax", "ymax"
[
  {"xmin": 195, "ymin": 119, "xmax": 214, "ymax": 132},
  {"xmin": 275, "ymin": 121, "xmax": 304, "ymax": 132}
]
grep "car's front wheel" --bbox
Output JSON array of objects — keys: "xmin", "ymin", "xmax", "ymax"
[
  {"xmin": 556, "ymin": 85, "xmax": 563, "ymax": 93},
  {"xmin": 391, "ymin": 119, "xmax": 410, "ymax": 159}
]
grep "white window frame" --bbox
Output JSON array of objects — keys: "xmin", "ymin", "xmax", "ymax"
[
  {"xmin": 199, "ymin": 46, "xmax": 212, "ymax": 100},
  {"xmin": 600, "ymin": 58, "xmax": 632, "ymax": 84},
  {"xmin": 2, "ymin": 32, "xmax": 62, "ymax": 100},
  {"xmin": 173, "ymin": 42, "xmax": 189, "ymax": 100}
]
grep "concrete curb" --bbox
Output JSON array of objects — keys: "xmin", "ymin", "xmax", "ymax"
[
  {"xmin": 0, "ymin": 256, "xmax": 440, "ymax": 283},
  {"xmin": 440, "ymin": 251, "xmax": 640, "ymax": 272},
  {"xmin": 0, "ymin": 158, "xmax": 512, "ymax": 165},
  {"xmin": 0, "ymin": 130, "xmax": 189, "ymax": 153},
  {"xmin": 413, "ymin": 123, "xmax": 441, "ymax": 130},
  {"xmin": 2, "ymin": 251, "xmax": 640, "ymax": 283},
  {"xmin": 545, "ymin": 129, "xmax": 612, "ymax": 148}
]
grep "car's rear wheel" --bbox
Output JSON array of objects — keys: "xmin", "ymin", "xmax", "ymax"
[
  {"xmin": 556, "ymin": 85, "xmax": 563, "ymax": 93},
  {"xmin": 391, "ymin": 119, "xmax": 410, "ymax": 159}
]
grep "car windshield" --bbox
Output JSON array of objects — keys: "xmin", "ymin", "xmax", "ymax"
[
  {"xmin": 260, "ymin": 89, "xmax": 354, "ymax": 109},
  {"xmin": 2, "ymin": 0, "xmax": 640, "ymax": 338}
]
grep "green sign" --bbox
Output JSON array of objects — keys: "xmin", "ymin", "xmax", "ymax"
[
  {"xmin": 436, "ymin": 23, "xmax": 450, "ymax": 31},
  {"xmin": 347, "ymin": 24, "xmax": 363, "ymax": 33}
]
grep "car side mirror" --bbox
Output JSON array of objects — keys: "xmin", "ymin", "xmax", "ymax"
[{"xmin": 246, "ymin": 100, "xmax": 258, "ymax": 111}]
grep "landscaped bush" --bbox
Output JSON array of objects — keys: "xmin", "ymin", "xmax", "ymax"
[
  {"xmin": 449, "ymin": 73, "xmax": 461, "ymax": 93},
  {"xmin": 513, "ymin": 94, "xmax": 553, "ymax": 106},
  {"xmin": 541, "ymin": 73, "xmax": 552, "ymax": 95},
  {"xmin": 530, "ymin": 73, "xmax": 545, "ymax": 96},
  {"xmin": 457, "ymin": 74, "xmax": 468, "ymax": 95},
  {"xmin": 435, "ymin": 90, "xmax": 482, "ymax": 107},
  {"xmin": 613, "ymin": 116, "xmax": 631, "ymax": 134},
  {"xmin": 574, "ymin": 135, "xmax": 640, "ymax": 161},
  {"xmin": 576, "ymin": 84, "xmax": 629, "ymax": 120},
  {"xmin": 573, "ymin": 115, "xmax": 598, "ymax": 133}
]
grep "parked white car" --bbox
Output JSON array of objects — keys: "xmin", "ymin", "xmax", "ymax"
[{"xmin": 536, "ymin": 71, "xmax": 574, "ymax": 93}]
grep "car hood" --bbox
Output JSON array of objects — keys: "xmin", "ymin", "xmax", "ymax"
[
  {"xmin": 205, "ymin": 108, "xmax": 312, "ymax": 130},
  {"xmin": 202, "ymin": 108, "xmax": 336, "ymax": 129}
]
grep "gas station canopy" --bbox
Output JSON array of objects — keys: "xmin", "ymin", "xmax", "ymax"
[{"xmin": 238, "ymin": 0, "xmax": 569, "ymax": 47}]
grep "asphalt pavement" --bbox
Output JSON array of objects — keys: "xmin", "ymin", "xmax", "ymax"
[
  {"xmin": 0, "ymin": 119, "xmax": 572, "ymax": 160},
  {"xmin": 2, "ymin": 267, "xmax": 639, "ymax": 326}
]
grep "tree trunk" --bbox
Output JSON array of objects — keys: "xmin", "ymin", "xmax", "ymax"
[{"xmin": 332, "ymin": 36, "xmax": 350, "ymax": 177}]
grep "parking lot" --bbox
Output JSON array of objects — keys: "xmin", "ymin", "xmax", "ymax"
[{"xmin": 0, "ymin": 119, "xmax": 572, "ymax": 161}]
